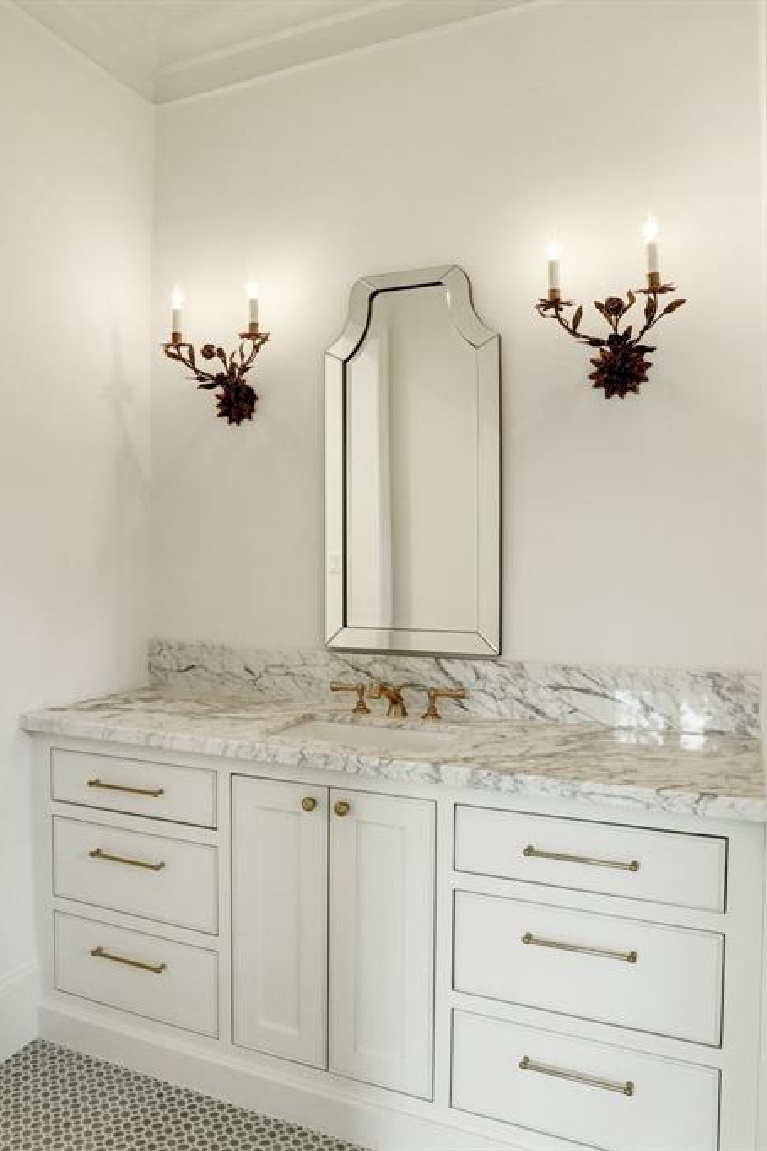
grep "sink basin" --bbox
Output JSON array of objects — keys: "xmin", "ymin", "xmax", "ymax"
[{"xmin": 277, "ymin": 719, "xmax": 458, "ymax": 755}]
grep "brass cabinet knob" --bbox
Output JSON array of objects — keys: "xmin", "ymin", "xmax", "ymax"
[
  {"xmin": 302, "ymin": 796, "xmax": 318, "ymax": 812},
  {"xmin": 334, "ymin": 800, "xmax": 351, "ymax": 818}
]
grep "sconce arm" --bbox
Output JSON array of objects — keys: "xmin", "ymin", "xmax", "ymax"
[
  {"xmin": 162, "ymin": 331, "xmax": 271, "ymax": 425},
  {"xmin": 536, "ymin": 298, "xmax": 605, "ymax": 349},
  {"xmin": 633, "ymin": 289, "xmax": 687, "ymax": 342},
  {"xmin": 535, "ymin": 284, "xmax": 686, "ymax": 400}
]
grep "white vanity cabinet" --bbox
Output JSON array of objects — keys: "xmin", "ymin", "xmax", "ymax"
[
  {"xmin": 29, "ymin": 733, "xmax": 766, "ymax": 1151},
  {"xmin": 232, "ymin": 777, "xmax": 435, "ymax": 1098}
]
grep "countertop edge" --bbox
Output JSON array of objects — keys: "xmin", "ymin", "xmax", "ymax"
[{"xmin": 22, "ymin": 710, "xmax": 767, "ymax": 826}]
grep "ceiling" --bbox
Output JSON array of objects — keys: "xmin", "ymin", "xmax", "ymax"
[{"xmin": 13, "ymin": 0, "xmax": 531, "ymax": 103}]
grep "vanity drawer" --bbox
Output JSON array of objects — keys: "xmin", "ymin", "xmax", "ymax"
[
  {"xmin": 54, "ymin": 912, "xmax": 219, "ymax": 1037},
  {"xmin": 451, "ymin": 1010, "xmax": 720, "ymax": 1151},
  {"xmin": 454, "ymin": 806, "xmax": 726, "ymax": 912},
  {"xmin": 454, "ymin": 891, "xmax": 723, "ymax": 1045},
  {"xmin": 51, "ymin": 749, "xmax": 216, "ymax": 828},
  {"xmin": 53, "ymin": 817, "xmax": 218, "ymax": 934}
]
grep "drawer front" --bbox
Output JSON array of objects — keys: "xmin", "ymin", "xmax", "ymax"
[
  {"xmin": 54, "ymin": 912, "xmax": 218, "ymax": 1037},
  {"xmin": 51, "ymin": 749, "xmax": 216, "ymax": 828},
  {"xmin": 454, "ymin": 891, "xmax": 723, "ymax": 1045},
  {"xmin": 451, "ymin": 1010, "xmax": 720, "ymax": 1151},
  {"xmin": 455, "ymin": 806, "xmax": 726, "ymax": 911},
  {"xmin": 53, "ymin": 817, "xmax": 218, "ymax": 934}
]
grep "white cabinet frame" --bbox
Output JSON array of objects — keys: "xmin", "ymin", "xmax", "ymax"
[{"xmin": 30, "ymin": 735, "xmax": 767, "ymax": 1151}]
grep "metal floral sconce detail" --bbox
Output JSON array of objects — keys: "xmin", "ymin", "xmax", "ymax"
[
  {"xmin": 162, "ymin": 284, "xmax": 270, "ymax": 425},
  {"xmin": 536, "ymin": 218, "xmax": 686, "ymax": 399}
]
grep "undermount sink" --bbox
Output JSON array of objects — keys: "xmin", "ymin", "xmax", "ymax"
[{"xmin": 277, "ymin": 719, "xmax": 458, "ymax": 755}]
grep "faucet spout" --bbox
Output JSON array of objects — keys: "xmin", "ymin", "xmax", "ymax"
[{"xmin": 369, "ymin": 682, "xmax": 408, "ymax": 718}]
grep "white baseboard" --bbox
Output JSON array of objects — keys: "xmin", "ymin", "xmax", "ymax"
[
  {"xmin": 0, "ymin": 963, "xmax": 39, "ymax": 1062},
  {"xmin": 40, "ymin": 1002, "xmax": 528, "ymax": 1151}
]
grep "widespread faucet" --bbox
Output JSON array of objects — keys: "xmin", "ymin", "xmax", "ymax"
[{"xmin": 330, "ymin": 679, "xmax": 469, "ymax": 721}]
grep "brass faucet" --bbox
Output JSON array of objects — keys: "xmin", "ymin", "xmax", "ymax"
[
  {"xmin": 332, "ymin": 680, "xmax": 469, "ymax": 722},
  {"xmin": 368, "ymin": 682, "xmax": 409, "ymax": 718},
  {"xmin": 422, "ymin": 686, "xmax": 467, "ymax": 721}
]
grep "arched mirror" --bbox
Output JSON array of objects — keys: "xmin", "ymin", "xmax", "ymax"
[{"xmin": 325, "ymin": 265, "xmax": 500, "ymax": 657}]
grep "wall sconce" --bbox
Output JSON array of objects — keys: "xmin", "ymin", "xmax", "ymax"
[
  {"xmin": 162, "ymin": 283, "xmax": 270, "ymax": 425},
  {"xmin": 536, "ymin": 218, "xmax": 686, "ymax": 399}
]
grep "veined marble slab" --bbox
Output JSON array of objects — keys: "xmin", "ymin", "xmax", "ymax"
[
  {"xmin": 22, "ymin": 690, "xmax": 766, "ymax": 824},
  {"xmin": 149, "ymin": 640, "xmax": 761, "ymax": 738}
]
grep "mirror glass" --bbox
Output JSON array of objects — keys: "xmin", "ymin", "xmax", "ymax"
[{"xmin": 325, "ymin": 266, "xmax": 500, "ymax": 657}]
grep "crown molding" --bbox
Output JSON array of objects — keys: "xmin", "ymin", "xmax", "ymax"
[
  {"xmin": 12, "ymin": 0, "xmax": 531, "ymax": 104},
  {"xmin": 154, "ymin": 0, "xmax": 524, "ymax": 103}
]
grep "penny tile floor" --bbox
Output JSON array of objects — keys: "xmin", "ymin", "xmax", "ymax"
[{"xmin": 0, "ymin": 1040, "xmax": 366, "ymax": 1150}]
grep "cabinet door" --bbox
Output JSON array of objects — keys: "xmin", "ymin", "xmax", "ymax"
[
  {"xmin": 232, "ymin": 777, "xmax": 327, "ymax": 1068},
  {"xmin": 329, "ymin": 790, "xmax": 435, "ymax": 1099}
]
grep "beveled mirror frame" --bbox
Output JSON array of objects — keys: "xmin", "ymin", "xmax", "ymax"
[{"xmin": 325, "ymin": 264, "xmax": 501, "ymax": 657}]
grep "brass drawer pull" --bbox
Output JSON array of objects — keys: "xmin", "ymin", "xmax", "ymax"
[
  {"xmin": 89, "ymin": 848, "xmax": 166, "ymax": 872},
  {"xmin": 87, "ymin": 779, "xmax": 165, "ymax": 798},
  {"xmin": 334, "ymin": 800, "xmax": 351, "ymax": 817},
  {"xmin": 519, "ymin": 1055, "xmax": 634, "ymax": 1097},
  {"xmin": 522, "ymin": 931, "xmax": 637, "ymax": 964},
  {"xmin": 523, "ymin": 845, "xmax": 639, "ymax": 872},
  {"xmin": 90, "ymin": 945, "xmax": 167, "ymax": 975},
  {"xmin": 302, "ymin": 796, "xmax": 318, "ymax": 812}
]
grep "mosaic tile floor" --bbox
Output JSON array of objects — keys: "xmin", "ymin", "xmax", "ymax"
[{"xmin": 0, "ymin": 1040, "xmax": 366, "ymax": 1150}]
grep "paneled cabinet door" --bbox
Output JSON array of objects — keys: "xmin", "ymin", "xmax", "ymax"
[
  {"xmin": 328, "ymin": 790, "xmax": 436, "ymax": 1099},
  {"xmin": 232, "ymin": 777, "xmax": 328, "ymax": 1068}
]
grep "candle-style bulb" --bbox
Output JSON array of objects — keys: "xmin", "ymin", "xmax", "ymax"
[
  {"xmin": 170, "ymin": 286, "xmax": 184, "ymax": 342},
  {"xmin": 546, "ymin": 240, "xmax": 562, "ymax": 296},
  {"xmin": 247, "ymin": 281, "xmax": 259, "ymax": 329},
  {"xmin": 642, "ymin": 215, "xmax": 660, "ymax": 281}
]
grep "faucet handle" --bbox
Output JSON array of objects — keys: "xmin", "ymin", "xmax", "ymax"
[
  {"xmin": 330, "ymin": 681, "xmax": 370, "ymax": 715},
  {"xmin": 422, "ymin": 686, "xmax": 467, "ymax": 722}
]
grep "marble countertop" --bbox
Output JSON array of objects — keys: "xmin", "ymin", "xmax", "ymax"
[{"xmin": 21, "ymin": 690, "xmax": 766, "ymax": 823}]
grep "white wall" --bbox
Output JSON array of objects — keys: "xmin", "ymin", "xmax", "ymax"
[
  {"xmin": 0, "ymin": 7, "xmax": 153, "ymax": 1054},
  {"xmin": 152, "ymin": 0, "xmax": 764, "ymax": 671}
]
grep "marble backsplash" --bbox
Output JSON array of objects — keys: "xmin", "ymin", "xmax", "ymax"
[{"xmin": 148, "ymin": 640, "xmax": 761, "ymax": 738}]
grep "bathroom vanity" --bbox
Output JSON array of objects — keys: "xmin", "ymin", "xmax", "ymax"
[
  {"xmin": 20, "ymin": 264, "xmax": 767, "ymax": 1149},
  {"xmin": 23, "ymin": 692, "xmax": 766, "ymax": 1151}
]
